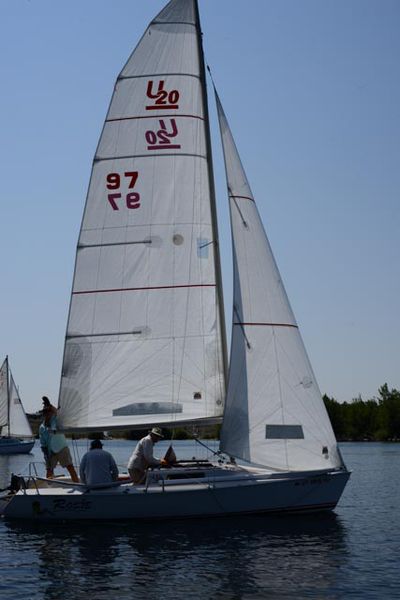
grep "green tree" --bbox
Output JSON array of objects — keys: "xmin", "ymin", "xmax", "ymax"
[{"xmin": 377, "ymin": 384, "xmax": 400, "ymax": 440}]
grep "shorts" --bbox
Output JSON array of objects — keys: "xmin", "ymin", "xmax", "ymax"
[
  {"xmin": 128, "ymin": 468, "xmax": 145, "ymax": 484},
  {"xmin": 49, "ymin": 446, "xmax": 73, "ymax": 469}
]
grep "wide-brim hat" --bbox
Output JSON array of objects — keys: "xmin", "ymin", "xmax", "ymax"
[{"xmin": 150, "ymin": 427, "xmax": 164, "ymax": 438}]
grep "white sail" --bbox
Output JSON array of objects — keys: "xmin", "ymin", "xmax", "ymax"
[
  {"xmin": 58, "ymin": 0, "xmax": 226, "ymax": 431},
  {"xmin": 0, "ymin": 358, "xmax": 32, "ymax": 438},
  {"xmin": 7, "ymin": 373, "xmax": 32, "ymax": 438},
  {"xmin": 216, "ymin": 93, "xmax": 342, "ymax": 471},
  {"xmin": 0, "ymin": 358, "xmax": 8, "ymax": 431}
]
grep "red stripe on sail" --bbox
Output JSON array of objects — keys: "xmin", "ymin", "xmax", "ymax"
[
  {"xmin": 234, "ymin": 322, "xmax": 298, "ymax": 328},
  {"xmin": 106, "ymin": 114, "xmax": 205, "ymax": 122},
  {"xmin": 73, "ymin": 284, "xmax": 216, "ymax": 295}
]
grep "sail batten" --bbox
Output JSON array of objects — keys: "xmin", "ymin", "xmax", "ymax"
[{"xmin": 58, "ymin": 0, "xmax": 226, "ymax": 432}]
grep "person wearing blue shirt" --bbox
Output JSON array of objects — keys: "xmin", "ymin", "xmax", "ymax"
[{"xmin": 79, "ymin": 439, "xmax": 119, "ymax": 486}]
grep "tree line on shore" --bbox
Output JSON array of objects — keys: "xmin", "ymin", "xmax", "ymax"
[{"xmin": 323, "ymin": 384, "xmax": 400, "ymax": 441}]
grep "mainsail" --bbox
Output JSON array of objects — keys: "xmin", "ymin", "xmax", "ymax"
[
  {"xmin": 216, "ymin": 93, "xmax": 342, "ymax": 471},
  {"xmin": 0, "ymin": 357, "xmax": 32, "ymax": 438},
  {"xmin": 58, "ymin": 0, "xmax": 226, "ymax": 431}
]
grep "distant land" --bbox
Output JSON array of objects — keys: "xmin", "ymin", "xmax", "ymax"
[
  {"xmin": 323, "ymin": 384, "xmax": 400, "ymax": 442},
  {"xmin": 27, "ymin": 384, "xmax": 400, "ymax": 442}
]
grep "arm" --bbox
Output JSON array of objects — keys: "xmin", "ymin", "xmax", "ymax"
[
  {"xmin": 142, "ymin": 438, "xmax": 161, "ymax": 467},
  {"xmin": 39, "ymin": 424, "xmax": 50, "ymax": 454}
]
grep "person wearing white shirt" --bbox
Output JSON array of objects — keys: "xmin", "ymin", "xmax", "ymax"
[{"xmin": 127, "ymin": 427, "xmax": 166, "ymax": 484}]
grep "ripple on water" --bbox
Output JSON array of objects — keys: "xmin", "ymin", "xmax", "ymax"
[{"xmin": 0, "ymin": 441, "xmax": 399, "ymax": 599}]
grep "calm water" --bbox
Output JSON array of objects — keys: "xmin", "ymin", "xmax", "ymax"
[{"xmin": 0, "ymin": 441, "xmax": 399, "ymax": 599}]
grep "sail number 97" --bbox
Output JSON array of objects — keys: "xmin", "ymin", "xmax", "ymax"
[{"xmin": 106, "ymin": 171, "xmax": 140, "ymax": 210}]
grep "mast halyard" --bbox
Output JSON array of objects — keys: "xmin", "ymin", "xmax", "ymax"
[{"xmin": 194, "ymin": 0, "xmax": 228, "ymax": 391}]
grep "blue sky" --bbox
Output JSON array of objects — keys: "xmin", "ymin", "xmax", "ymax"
[{"xmin": 0, "ymin": 0, "xmax": 399, "ymax": 413}]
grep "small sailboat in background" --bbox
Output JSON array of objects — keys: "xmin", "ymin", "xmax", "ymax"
[
  {"xmin": 0, "ymin": 357, "xmax": 35, "ymax": 455},
  {"xmin": 2, "ymin": 0, "xmax": 349, "ymax": 520}
]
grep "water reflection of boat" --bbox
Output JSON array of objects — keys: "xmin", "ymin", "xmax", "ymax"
[{"xmin": 4, "ymin": 513, "xmax": 348, "ymax": 598}]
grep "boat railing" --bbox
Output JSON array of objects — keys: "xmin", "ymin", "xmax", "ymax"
[{"xmin": 28, "ymin": 462, "xmax": 40, "ymax": 478}]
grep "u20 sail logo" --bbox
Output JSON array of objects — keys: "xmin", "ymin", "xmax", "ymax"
[
  {"xmin": 144, "ymin": 80, "xmax": 182, "ymax": 151},
  {"xmin": 146, "ymin": 80, "xmax": 180, "ymax": 110},
  {"xmin": 145, "ymin": 119, "xmax": 181, "ymax": 150}
]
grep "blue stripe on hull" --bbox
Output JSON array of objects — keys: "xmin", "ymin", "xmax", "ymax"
[{"xmin": 0, "ymin": 440, "xmax": 35, "ymax": 455}]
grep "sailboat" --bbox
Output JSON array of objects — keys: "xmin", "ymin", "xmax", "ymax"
[
  {"xmin": 1, "ymin": 0, "xmax": 349, "ymax": 519},
  {"xmin": 0, "ymin": 357, "xmax": 35, "ymax": 455}
]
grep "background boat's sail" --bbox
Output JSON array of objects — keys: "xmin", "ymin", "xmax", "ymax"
[
  {"xmin": 7, "ymin": 373, "xmax": 32, "ymax": 438},
  {"xmin": 215, "ymin": 93, "xmax": 342, "ymax": 471},
  {"xmin": 58, "ymin": 0, "xmax": 226, "ymax": 431},
  {"xmin": 0, "ymin": 358, "xmax": 8, "ymax": 432},
  {"xmin": 0, "ymin": 358, "xmax": 32, "ymax": 438}
]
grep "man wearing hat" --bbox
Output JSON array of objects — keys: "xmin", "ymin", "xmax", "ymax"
[
  {"xmin": 127, "ymin": 427, "xmax": 167, "ymax": 484},
  {"xmin": 79, "ymin": 439, "xmax": 119, "ymax": 487}
]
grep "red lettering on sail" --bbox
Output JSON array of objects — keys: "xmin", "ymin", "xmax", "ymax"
[
  {"xmin": 107, "ymin": 193, "xmax": 122, "ymax": 210},
  {"xmin": 146, "ymin": 80, "xmax": 180, "ymax": 110},
  {"xmin": 106, "ymin": 173, "xmax": 120, "ymax": 189},
  {"xmin": 106, "ymin": 171, "xmax": 141, "ymax": 211},
  {"xmin": 145, "ymin": 119, "xmax": 181, "ymax": 150}
]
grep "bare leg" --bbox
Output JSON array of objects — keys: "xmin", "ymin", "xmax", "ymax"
[
  {"xmin": 67, "ymin": 464, "xmax": 79, "ymax": 483},
  {"xmin": 43, "ymin": 450, "xmax": 53, "ymax": 478}
]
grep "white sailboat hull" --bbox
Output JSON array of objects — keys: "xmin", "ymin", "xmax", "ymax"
[
  {"xmin": 0, "ymin": 438, "xmax": 35, "ymax": 455},
  {"xmin": 1, "ymin": 467, "xmax": 350, "ymax": 521}
]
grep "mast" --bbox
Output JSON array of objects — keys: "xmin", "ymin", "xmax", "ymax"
[
  {"xmin": 5, "ymin": 355, "xmax": 10, "ymax": 437},
  {"xmin": 194, "ymin": 0, "xmax": 228, "ymax": 388}
]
